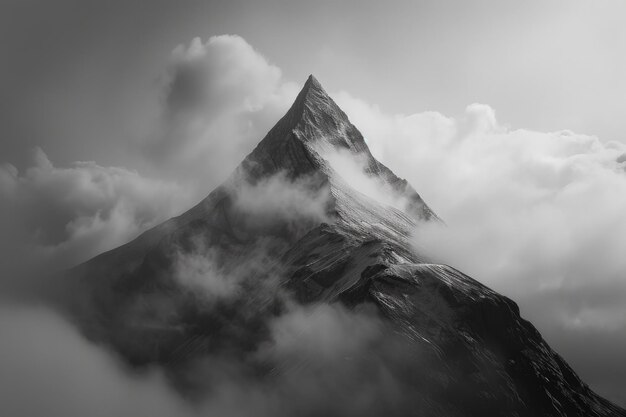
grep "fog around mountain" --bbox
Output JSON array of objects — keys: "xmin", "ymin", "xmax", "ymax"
[{"xmin": 0, "ymin": 34, "xmax": 625, "ymax": 415}]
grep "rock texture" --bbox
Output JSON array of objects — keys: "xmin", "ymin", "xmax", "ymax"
[{"xmin": 65, "ymin": 76, "xmax": 625, "ymax": 417}]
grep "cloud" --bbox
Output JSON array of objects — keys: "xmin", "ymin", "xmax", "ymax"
[
  {"xmin": 260, "ymin": 302, "xmax": 382, "ymax": 362},
  {"xmin": 170, "ymin": 171, "xmax": 332, "ymax": 302},
  {"xmin": 246, "ymin": 302, "xmax": 419, "ymax": 417},
  {"xmin": 0, "ymin": 36, "xmax": 301, "ymax": 276},
  {"xmin": 317, "ymin": 146, "xmax": 412, "ymax": 213},
  {"xmin": 166, "ymin": 35, "xmax": 283, "ymax": 116},
  {"xmin": 0, "ymin": 303, "xmax": 194, "ymax": 417},
  {"xmin": 144, "ymin": 35, "xmax": 298, "ymax": 192},
  {"xmin": 1, "ymin": 32, "xmax": 625, "ymax": 410},
  {"xmin": 0, "ymin": 148, "xmax": 189, "ymax": 273},
  {"xmin": 172, "ymin": 246, "xmax": 241, "ymax": 300},
  {"xmin": 177, "ymin": 301, "xmax": 426, "ymax": 417},
  {"xmin": 335, "ymin": 92, "xmax": 626, "ymax": 404},
  {"xmin": 232, "ymin": 171, "xmax": 332, "ymax": 231}
]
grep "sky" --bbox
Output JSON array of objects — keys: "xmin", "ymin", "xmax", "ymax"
[
  {"xmin": 2, "ymin": 0, "xmax": 626, "ymax": 168},
  {"xmin": 1, "ymin": 0, "xmax": 625, "ymax": 410}
]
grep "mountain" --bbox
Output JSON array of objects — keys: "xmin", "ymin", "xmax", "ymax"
[{"xmin": 64, "ymin": 75, "xmax": 625, "ymax": 417}]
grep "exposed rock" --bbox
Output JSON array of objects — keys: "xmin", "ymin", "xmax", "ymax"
[{"xmin": 63, "ymin": 75, "xmax": 625, "ymax": 416}]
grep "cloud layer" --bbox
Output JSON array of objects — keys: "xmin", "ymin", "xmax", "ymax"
[{"xmin": 0, "ymin": 148, "xmax": 189, "ymax": 274}]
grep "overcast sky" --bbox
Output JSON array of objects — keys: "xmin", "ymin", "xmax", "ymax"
[
  {"xmin": 1, "ymin": 0, "xmax": 625, "ymax": 408},
  {"xmin": 3, "ymin": 0, "xmax": 626, "ymax": 168}
]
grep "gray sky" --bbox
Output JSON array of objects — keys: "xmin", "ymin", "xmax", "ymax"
[
  {"xmin": 1, "ymin": 0, "xmax": 626, "ymax": 408},
  {"xmin": 2, "ymin": 0, "xmax": 626, "ymax": 168}
]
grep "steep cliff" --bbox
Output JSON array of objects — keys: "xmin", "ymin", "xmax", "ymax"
[{"xmin": 65, "ymin": 76, "xmax": 625, "ymax": 417}]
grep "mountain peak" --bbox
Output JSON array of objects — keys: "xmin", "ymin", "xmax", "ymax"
[
  {"xmin": 306, "ymin": 73, "xmax": 320, "ymax": 84},
  {"xmin": 295, "ymin": 74, "xmax": 326, "ymax": 105},
  {"xmin": 289, "ymin": 74, "xmax": 336, "ymax": 123},
  {"xmin": 239, "ymin": 75, "xmax": 362, "ymax": 179},
  {"xmin": 65, "ymin": 74, "xmax": 626, "ymax": 417},
  {"xmin": 281, "ymin": 75, "xmax": 368, "ymax": 151},
  {"xmin": 302, "ymin": 74, "xmax": 323, "ymax": 94},
  {"xmin": 238, "ymin": 75, "xmax": 438, "ymax": 222}
]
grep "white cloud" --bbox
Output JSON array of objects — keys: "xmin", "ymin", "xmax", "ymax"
[
  {"xmin": 335, "ymin": 92, "xmax": 626, "ymax": 402},
  {"xmin": 0, "ymin": 36, "xmax": 302, "ymax": 275},
  {"xmin": 260, "ymin": 302, "xmax": 382, "ymax": 361},
  {"xmin": 172, "ymin": 245, "xmax": 241, "ymax": 300},
  {"xmin": 167, "ymin": 35, "xmax": 283, "ymax": 115},
  {"xmin": 145, "ymin": 35, "xmax": 299, "ymax": 192},
  {"xmin": 0, "ymin": 148, "xmax": 189, "ymax": 271},
  {"xmin": 317, "ymin": 146, "xmax": 412, "ymax": 213},
  {"xmin": 232, "ymin": 171, "xmax": 332, "ymax": 229},
  {"xmin": 336, "ymin": 92, "xmax": 626, "ymax": 297}
]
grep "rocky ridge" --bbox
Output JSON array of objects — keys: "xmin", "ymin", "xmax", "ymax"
[{"xmin": 64, "ymin": 75, "xmax": 625, "ymax": 417}]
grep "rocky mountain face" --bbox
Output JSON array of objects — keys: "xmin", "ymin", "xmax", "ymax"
[{"xmin": 64, "ymin": 76, "xmax": 625, "ymax": 417}]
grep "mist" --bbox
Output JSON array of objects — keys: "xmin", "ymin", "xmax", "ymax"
[{"xmin": 0, "ymin": 31, "xmax": 624, "ymax": 411}]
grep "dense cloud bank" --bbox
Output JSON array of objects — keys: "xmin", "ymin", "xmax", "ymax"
[
  {"xmin": 334, "ymin": 93, "xmax": 626, "ymax": 404},
  {"xmin": 0, "ymin": 148, "xmax": 189, "ymax": 274},
  {"xmin": 0, "ymin": 33, "xmax": 625, "ymax": 410}
]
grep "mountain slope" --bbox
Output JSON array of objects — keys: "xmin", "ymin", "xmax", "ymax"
[{"xmin": 64, "ymin": 76, "xmax": 625, "ymax": 417}]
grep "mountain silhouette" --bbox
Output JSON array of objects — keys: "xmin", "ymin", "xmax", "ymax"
[{"xmin": 63, "ymin": 75, "xmax": 625, "ymax": 417}]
